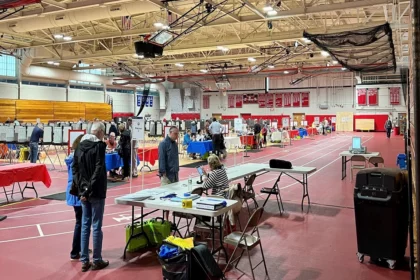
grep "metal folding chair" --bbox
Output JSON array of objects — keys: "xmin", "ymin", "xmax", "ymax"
[
  {"xmin": 172, "ymin": 187, "xmax": 204, "ymax": 237},
  {"xmin": 368, "ymin": 156, "xmax": 385, "ymax": 167},
  {"xmin": 350, "ymin": 155, "xmax": 366, "ymax": 181},
  {"xmin": 242, "ymin": 174, "xmax": 258, "ymax": 215},
  {"xmin": 223, "ymin": 207, "xmax": 269, "ymax": 280}
]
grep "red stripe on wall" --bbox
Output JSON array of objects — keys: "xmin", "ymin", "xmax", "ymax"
[
  {"xmin": 171, "ymin": 113, "xmax": 200, "ymax": 120},
  {"xmin": 113, "ymin": 112, "xmax": 134, "ymax": 118}
]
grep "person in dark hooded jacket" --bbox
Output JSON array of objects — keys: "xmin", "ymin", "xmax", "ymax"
[
  {"xmin": 72, "ymin": 122, "xmax": 108, "ymax": 272},
  {"xmin": 118, "ymin": 123, "xmax": 131, "ymax": 180}
]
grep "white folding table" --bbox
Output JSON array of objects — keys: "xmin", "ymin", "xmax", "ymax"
[
  {"xmin": 115, "ymin": 182, "xmax": 239, "ymax": 260},
  {"xmin": 339, "ymin": 151, "xmax": 380, "ymax": 180}
]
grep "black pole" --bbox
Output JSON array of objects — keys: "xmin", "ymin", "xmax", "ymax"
[
  {"xmin": 411, "ymin": 0, "xmax": 420, "ymax": 276},
  {"xmin": 0, "ymin": 215, "xmax": 6, "ymax": 222}
]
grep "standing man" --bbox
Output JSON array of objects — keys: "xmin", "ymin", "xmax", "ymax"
[
  {"xmin": 29, "ymin": 123, "xmax": 44, "ymax": 163},
  {"xmin": 385, "ymin": 117, "xmax": 393, "ymax": 138},
  {"xmin": 127, "ymin": 117, "xmax": 139, "ymax": 178},
  {"xmin": 209, "ymin": 118, "xmax": 222, "ymax": 156},
  {"xmin": 158, "ymin": 126, "xmax": 180, "ymax": 185},
  {"xmin": 191, "ymin": 119, "xmax": 198, "ymax": 137},
  {"xmin": 73, "ymin": 122, "xmax": 109, "ymax": 272},
  {"xmin": 253, "ymin": 119, "xmax": 261, "ymax": 149}
]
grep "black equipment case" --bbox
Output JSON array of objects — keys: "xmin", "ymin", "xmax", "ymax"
[{"xmin": 354, "ymin": 168, "xmax": 409, "ymax": 269}]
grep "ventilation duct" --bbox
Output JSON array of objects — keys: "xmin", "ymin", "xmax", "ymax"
[{"xmin": 0, "ymin": 2, "xmax": 159, "ymax": 33}]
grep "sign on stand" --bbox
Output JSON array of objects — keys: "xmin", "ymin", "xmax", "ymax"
[
  {"xmin": 234, "ymin": 118, "xmax": 243, "ymax": 132},
  {"xmin": 131, "ymin": 117, "xmax": 145, "ymax": 141}
]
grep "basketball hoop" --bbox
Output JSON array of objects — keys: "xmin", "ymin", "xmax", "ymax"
[{"xmin": 216, "ymin": 81, "xmax": 231, "ymax": 91}]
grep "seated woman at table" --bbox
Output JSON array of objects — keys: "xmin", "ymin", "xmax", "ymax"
[
  {"xmin": 118, "ymin": 124, "xmax": 131, "ymax": 181},
  {"xmin": 106, "ymin": 132, "xmax": 117, "ymax": 151},
  {"xmin": 281, "ymin": 128, "xmax": 290, "ymax": 142},
  {"xmin": 195, "ymin": 129, "xmax": 205, "ymax": 142},
  {"xmin": 202, "ymin": 154, "xmax": 229, "ymax": 195}
]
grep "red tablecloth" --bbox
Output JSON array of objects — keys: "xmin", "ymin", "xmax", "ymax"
[
  {"xmin": 0, "ymin": 163, "xmax": 52, "ymax": 188},
  {"xmin": 137, "ymin": 147, "xmax": 159, "ymax": 166},
  {"xmin": 307, "ymin": 128, "xmax": 316, "ymax": 135},
  {"xmin": 240, "ymin": 135, "xmax": 256, "ymax": 146},
  {"xmin": 289, "ymin": 130, "xmax": 299, "ymax": 138}
]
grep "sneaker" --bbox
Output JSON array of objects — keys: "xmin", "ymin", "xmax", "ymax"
[
  {"xmin": 92, "ymin": 260, "xmax": 109, "ymax": 271},
  {"xmin": 70, "ymin": 254, "xmax": 80, "ymax": 261},
  {"xmin": 81, "ymin": 262, "xmax": 91, "ymax": 272}
]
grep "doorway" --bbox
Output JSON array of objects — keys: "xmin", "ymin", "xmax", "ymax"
[
  {"xmin": 293, "ymin": 113, "xmax": 305, "ymax": 128},
  {"xmin": 212, "ymin": 113, "xmax": 222, "ymax": 120}
]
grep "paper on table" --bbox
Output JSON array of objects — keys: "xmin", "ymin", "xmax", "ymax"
[{"xmin": 122, "ymin": 189, "xmax": 167, "ymax": 200}]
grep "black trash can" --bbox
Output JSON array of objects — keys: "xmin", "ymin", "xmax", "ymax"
[{"xmin": 354, "ymin": 168, "xmax": 409, "ymax": 269}]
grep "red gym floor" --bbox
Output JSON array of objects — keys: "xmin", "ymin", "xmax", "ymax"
[{"xmin": 0, "ymin": 132, "xmax": 409, "ymax": 280}]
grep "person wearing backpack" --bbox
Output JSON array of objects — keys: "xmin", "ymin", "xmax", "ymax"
[{"xmin": 385, "ymin": 117, "xmax": 393, "ymax": 138}]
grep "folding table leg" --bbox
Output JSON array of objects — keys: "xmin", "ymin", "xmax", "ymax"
[
  {"xmin": 22, "ymin": 182, "xmax": 38, "ymax": 198},
  {"xmin": 301, "ymin": 174, "xmax": 310, "ymax": 211},
  {"xmin": 3, "ymin": 187, "xmax": 9, "ymax": 204},
  {"xmin": 341, "ymin": 156, "xmax": 347, "ymax": 180}
]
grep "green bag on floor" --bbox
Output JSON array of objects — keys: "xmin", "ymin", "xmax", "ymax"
[
  {"xmin": 201, "ymin": 152, "xmax": 210, "ymax": 160},
  {"xmin": 125, "ymin": 219, "xmax": 172, "ymax": 252}
]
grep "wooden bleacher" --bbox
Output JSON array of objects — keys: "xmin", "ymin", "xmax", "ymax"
[{"xmin": 0, "ymin": 99, "xmax": 112, "ymax": 123}]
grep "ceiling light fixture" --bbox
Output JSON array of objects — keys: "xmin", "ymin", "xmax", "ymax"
[
  {"xmin": 321, "ymin": 50, "xmax": 329, "ymax": 57},
  {"xmin": 162, "ymin": 25, "xmax": 170, "ymax": 30},
  {"xmin": 302, "ymin": 38, "xmax": 311, "ymax": 43},
  {"xmin": 341, "ymin": 67, "xmax": 347, "ymax": 71},
  {"xmin": 268, "ymin": 65, "xmax": 274, "ymax": 69},
  {"xmin": 200, "ymin": 69, "xmax": 208, "ymax": 73},
  {"xmin": 154, "ymin": 22, "xmax": 164, "ymax": 28},
  {"xmin": 263, "ymin": 5, "xmax": 273, "ymax": 12},
  {"xmin": 63, "ymin": 36, "xmax": 72, "ymax": 41},
  {"xmin": 53, "ymin": 62, "xmax": 60, "ymax": 66},
  {"xmin": 175, "ymin": 63, "xmax": 184, "ymax": 67},
  {"xmin": 284, "ymin": 70, "xmax": 289, "ymax": 74},
  {"xmin": 332, "ymin": 60, "xmax": 339, "ymax": 65},
  {"xmin": 267, "ymin": 10, "xmax": 278, "ymax": 16},
  {"xmin": 248, "ymin": 57, "xmax": 256, "ymax": 62},
  {"xmin": 47, "ymin": 61, "xmax": 54, "ymax": 65},
  {"xmin": 53, "ymin": 34, "xmax": 63, "ymax": 39}
]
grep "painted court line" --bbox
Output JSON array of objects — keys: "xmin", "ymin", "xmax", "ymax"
[{"xmin": 36, "ymin": 224, "xmax": 44, "ymax": 237}]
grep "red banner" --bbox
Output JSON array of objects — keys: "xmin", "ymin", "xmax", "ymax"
[
  {"xmin": 228, "ymin": 95, "xmax": 235, "ymax": 108},
  {"xmin": 275, "ymin": 93, "xmax": 282, "ymax": 107},
  {"xmin": 357, "ymin": 88, "xmax": 367, "ymax": 105},
  {"xmin": 301, "ymin": 92, "xmax": 309, "ymax": 107},
  {"xmin": 390, "ymin": 87, "xmax": 400, "ymax": 105},
  {"xmin": 266, "ymin": 94, "xmax": 274, "ymax": 108},
  {"xmin": 258, "ymin": 93, "xmax": 266, "ymax": 108},
  {"xmin": 367, "ymin": 88, "xmax": 378, "ymax": 106},
  {"xmin": 283, "ymin": 93, "xmax": 291, "ymax": 107},
  {"xmin": 292, "ymin": 92, "xmax": 300, "ymax": 107},
  {"xmin": 235, "ymin": 94, "xmax": 243, "ymax": 108},
  {"xmin": 203, "ymin": 95, "xmax": 210, "ymax": 109},
  {"xmin": 243, "ymin": 93, "xmax": 258, "ymax": 104}
]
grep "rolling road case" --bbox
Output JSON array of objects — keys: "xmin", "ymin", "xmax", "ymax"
[{"xmin": 354, "ymin": 168, "xmax": 409, "ymax": 269}]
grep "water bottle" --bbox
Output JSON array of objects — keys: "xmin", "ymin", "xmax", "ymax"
[{"xmin": 188, "ymin": 174, "xmax": 193, "ymax": 192}]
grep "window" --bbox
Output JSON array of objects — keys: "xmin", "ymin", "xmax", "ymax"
[
  {"xmin": 70, "ymin": 63, "xmax": 106, "ymax": 86},
  {"xmin": 0, "ymin": 55, "xmax": 17, "ymax": 77}
]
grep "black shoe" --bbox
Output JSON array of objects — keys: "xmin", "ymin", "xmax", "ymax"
[
  {"xmin": 70, "ymin": 254, "xmax": 80, "ymax": 261},
  {"xmin": 81, "ymin": 262, "xmax": 91, "ymax": 272},
  {"xmin": 92, "ymin": 260, "xmax": 109, "ymax": 271}
]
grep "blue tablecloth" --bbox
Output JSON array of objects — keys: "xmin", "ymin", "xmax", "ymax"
[
  {"xmin": 187, "ymin": 141, "xmax": 213, "ymax": 155},
  {"xmin": 298, "ymin": 128, "xmax": 308, "ymax": 138},
  {"xmin": 105, "ymin": 152, "xmax": 140, "ymax": 171}
]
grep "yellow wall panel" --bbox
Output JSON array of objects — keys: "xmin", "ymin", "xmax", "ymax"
[{"xmin": 0, "ymin": 100, "xmax": 16, "ymax": 122}]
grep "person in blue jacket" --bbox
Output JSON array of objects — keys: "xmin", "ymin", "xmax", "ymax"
[
  {"xmin": 66, "ymin": 134, "xmax": 85, "ymax": 261},
  {"xmin": 183, "ymin": 129, "xmax": 196, "ymax": 159}
]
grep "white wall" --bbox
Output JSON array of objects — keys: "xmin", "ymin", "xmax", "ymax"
[
  {"xmin": 135, "ymin": 91, "xmax": 160, "ymax": 120},
  {"xmin": 68, "ymin": 89, "xmax": 104, "ymax": 103},
  {"xmin": 200, "ymin": 75, "xmax": 406, "ymax": 118},
  {"xmin": 107, "ymin": 91, "xmax": 134, "ymax": 113},
  {"xmin": 21, "ymin": 84, "xmax": 66, "ymax": 101},
  {"xmin": 355, "ymin": 84, "xmax": 406, "ymax": 118},
  {"xmin": 0, "ymin": 82, "xmax": 18, "ymax": 99}
]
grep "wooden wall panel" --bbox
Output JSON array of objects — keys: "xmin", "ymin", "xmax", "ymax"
[
  {"xmin": 0, "ymin": 100, "xmax": 16, "ymax": 122},
  {"xmin": 85, "ymin": 103, "xmax": 112, "ymax": 121},
  {"xmin": 16, "ymin": 100, "xmax": 54, "ymax": 123},
  {"xmin": 53, "ymin": 102, "xmax": 85, "ymax": 121}
]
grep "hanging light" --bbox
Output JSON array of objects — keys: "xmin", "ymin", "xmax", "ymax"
[
  {"xmin": 268, "ymin": 65, "xmax": 275, "ymax": 69},
  {"xmin": 154, "ymin": 22, "xmax": 164, "ymax": 28},
  {"xmin": 284, "ymin": 70, "xmax": 289, "ymax": 74},
  {"xmin": 200, "ymin": 69, "xmax": 208, "ymax": 73},
  {"xmin": 63, "ymin": 36, "xmax": 72, "ymax": 41},
  {"xmin": 267, "ymin": 10, "xmax": 278, "ymax": 16},
  {"xmin": 248, "ymin": 57, "xmax": 256, "ymax": 62},
  {"xmin": 321, "ymin": 50, "xmax": 329, "ymax": 57},
  {"xmin": 53, "ymin": 34, "xmax": 63, "ymax": 39},
  {"xmin": 263, "ymin": 5, "xmax": 273, "ymax": 12}
]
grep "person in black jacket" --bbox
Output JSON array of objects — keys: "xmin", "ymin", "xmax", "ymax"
[
  {"xmin": 72, "ymin": 122, "xmax": 109, "ymax": 272},
  {"xmin": 118, "ymin": 124, "xmax": 131, "ymax": 180},
  {"xmin": 109, "ymin": 121, "xmax": 119, "ymax": 137}
]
